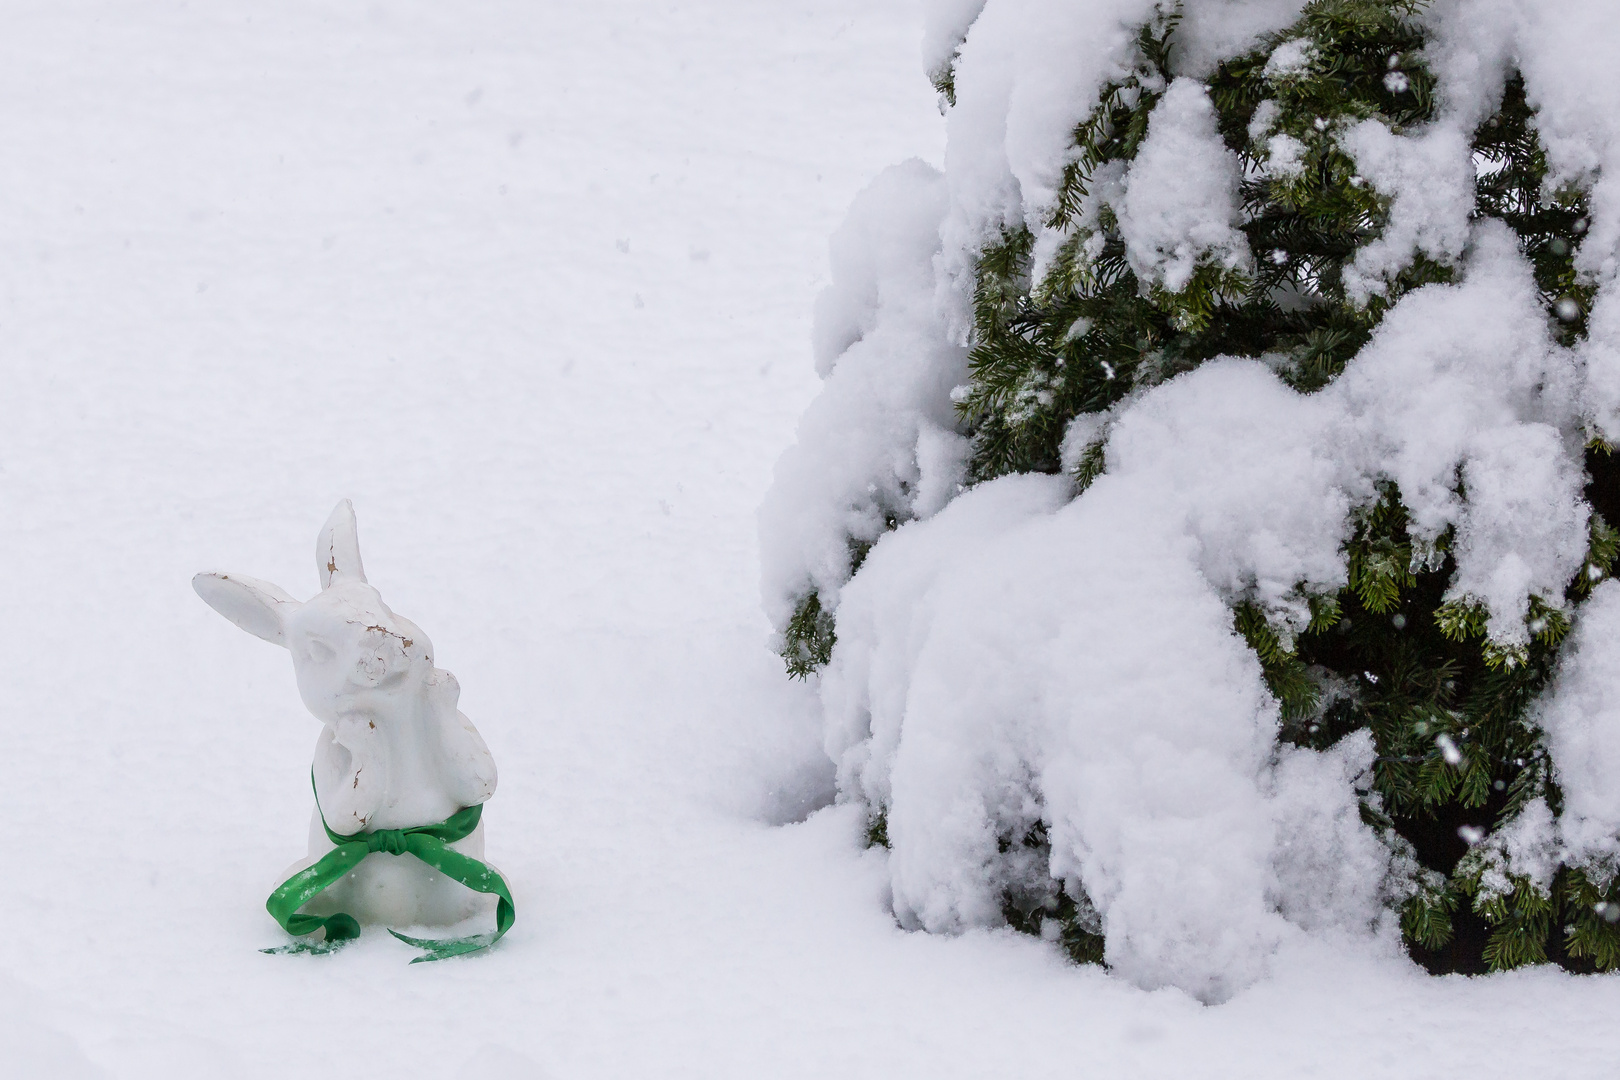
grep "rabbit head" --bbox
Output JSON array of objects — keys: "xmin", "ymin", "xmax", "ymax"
[{"xmin": 193, "ymin": 500, "xmax": 434, "ymax": 724}]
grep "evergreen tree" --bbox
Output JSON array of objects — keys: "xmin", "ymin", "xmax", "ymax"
[{"xmin": 782, "ymin": 0, "xmax": 1620, "ymax": 974}]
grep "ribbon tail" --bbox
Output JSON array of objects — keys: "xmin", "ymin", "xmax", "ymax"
[
  {"xmin": 393, "ymin": 835, "xmax": 516, "ymax": 962},
  {"xmin": 261, "ymin": 937, "xmax": 352, "ymax": 957},
  {"xmin": 264, "ymin": 843, "xmax": 369, "ymax": 954},
  {"xmin": 387, "ymin": 928, "xmax": 499, "ymax": 963}
]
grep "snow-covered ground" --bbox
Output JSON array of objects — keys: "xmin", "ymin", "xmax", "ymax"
[{"xmin": 1, "ymin": 2, "xmax": 1616, "ymax": 1077}]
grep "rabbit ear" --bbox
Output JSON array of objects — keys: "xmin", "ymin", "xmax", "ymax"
[
  {"xmin": 317, "ymin": 499, "xmax": 367, "ymax": 589},
  {"xmin": 192, "ymin": 572, "xmax": 302, "ymax": 646}
]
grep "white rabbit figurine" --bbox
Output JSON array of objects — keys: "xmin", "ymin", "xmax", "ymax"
[{"xmin": 194, "ymin": 500, "xmax": 508, "ymax": 958}]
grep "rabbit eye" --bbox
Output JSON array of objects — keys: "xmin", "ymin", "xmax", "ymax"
[{"xmin": 304, "ymin": 639, "xmax": 336, "ymax": 664}]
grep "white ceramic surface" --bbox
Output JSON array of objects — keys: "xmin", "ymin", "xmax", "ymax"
[{"xmin": 194, "ymin": 501, "xmax": 498, "ymax": 926}]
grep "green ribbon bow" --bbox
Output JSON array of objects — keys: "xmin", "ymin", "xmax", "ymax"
[{"xmin": 264, "ymin": 776, "xmax": 515, "ymax": 963}]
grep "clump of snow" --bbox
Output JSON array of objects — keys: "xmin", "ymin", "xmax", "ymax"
[
  {"xmin": 1338, "ymin": 119, "xmax": 1475, "ymax": 305},
  {"xmin": 1467, "ymin": 797, "xmax": 1560, "ymax": 903},
  {"xmin": 921, "ymin": 0, "xmax": 989, "ymax": 85},
  {"xmin": 1333, "ymin": 222, "xmax": 1586, "ymax": 645},
  {"xmin": 1266, "ymin": 732, "xmax": 1389, "ymax": 934},
  {"xmin": 1419, "ymin": 0, "xmax": 1516, "ymax": 132},
  {"xmin": 931, "ymin": 0, "xmax": 1160, "ymax": 334},
  {"xmin": 826, "ymin": 467, "xmax": 1294, "ymax": 1003},
  {"xmin": 1579, "ymin": 285, "xmax": 1620, "ymax": 444},
  {"xmin": 810, "ymin": 160, "xmax": 952, "ymax": 379},
  {"xmin": 1117, "ymin": 78, "xmax": 1254, "ymax": 294},
  {"xmin": 1262, "ymin": 132, "xmax": 1306, "ymax": 180},
  {"xmin": 1429, "ymin": 0, "xmax": 1620, "ymax": 449},
  {"xmin": 1515, "ymin": 0, "xmax": 1620, "ymax": 283},
  {"xmin": 1172, "ymin": 0, "xmax": 1306, "ymax": 78},
  {"xmin": 1450, "ymin": 423, "xmax": 1587, "ymax": 643},
  {"xmin": 913, "ymin": 421, "xmax": 973, "ymax": 519},
  {"xmin": 760, "ymin": 160, "xmax": 965, "ymax": 632},
  {"xmin": 1058, "ymin": 410, "xmax": 1109, "ymax": 474},
  {"xmin": 1247, "ymin": 98, "xmax": 1280, "ymax": 142},
  {"xmin": 1103, "ymin": 360, "xmax": 1354, "ymax": 636},
  {"xmin": 1537, "ymin": 583, "xmax": 1620, "ymax": 877},
  {"xmin": 1261, "ymin": 37, "xmax": 1315, "ymax": 81}
]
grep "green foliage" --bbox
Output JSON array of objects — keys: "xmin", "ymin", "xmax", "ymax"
[
  {"xmin": 1051, "ymin": 893, "xmax": 1109, "ymax": 966},
  {"xmin": 1472, "ymin": 73, "xmax": 1594, "ymax": 347},
  {"xmin": 1562, "ymin": 868, "xmax": 1620, "ymax": 969},
  {"xmin": 1235, "ymin": 600, "xmax": 1321, "ymax": 722},
  {"xmin": 1046, "ymin": 11, "xmax": 1179, "ymax": 230},
  {"xmin": 865, "ymin": 807, "xmax": 890, "ymax": 849},
  {"xmin": 1573, "ymin": 509, "xmax": 1618, "ymax": 597},
  {"xmin": 778, "ymin": 519, "xmax": 893, "ymax": 677},
  {"xmin": 1347, "ymin": 487, "xmax": 1419, "ymax": 614},
  {"xmin": 998, "ymin": 821, "xmax": 1108, "ymax": 965},
  {"xmin": 781, "ymin": 591, "xmax": 836, "ymax": 680},
  {"xmin": 931, "ymin": 62, "xmax": 958, "ymax": 109},
  {"xmin": 1472, "ymin": 876, "xmax": 1554, "ymax": 971},
  {"xmin": 1448, "ymin": 860, "xmax": 1620, "ymax": 972},
  {"xmin": 1399, "ymin": 867, "xmax": 1457, "ymax": 951},
  {"xmin": 958, "ymin": 13, "xmax": 1183, "ymax": 482},
  {"xmin": 1283, "ymin": 492, "xmax": 1620, "ymax": 970}
]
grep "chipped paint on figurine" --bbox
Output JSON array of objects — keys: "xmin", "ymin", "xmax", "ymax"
[{"xmin": 194, "ymin": 500, "xmax": 499, "ymax": 927}]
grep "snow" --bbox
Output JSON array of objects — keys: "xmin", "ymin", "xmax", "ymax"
[
  {"xmin": 1263, "ymin": 131, "xmax": 1308, "ymax": 180},
  {"xmin": 1517, "ymin": 0, "xmax": 1620, "ymax": 282},
  {"xmin": 1117, "ymin": 79, "xmax": 1253, "ymax": 296},
  {"xmin": 934, "ymin": 0, "xmax": 1160, "ymax": 332},
  {"xmin": 1335, "ymin": 222, "xmax": 1588, "ymax": 645},
  {"xmin": 1538, "ymin": 582, "xmax": 1620, "ymax": 875},
  {"xmin": 3, "ymin": 0, "xmax": 1620, "ymax": 1077},
  {"xmin": 1338, "ymin": 119, "xmax": 1475, "ymax": 305},
  {"xmin": 1104, "ymin": 360, "xmax": 1353, "ymax": 635},
  {"xmin": 1260, "ymin": 37, "xmax": 1315, "ymax": 81},
  {"xmin": 1472, "ymin": 797, "xmax": 1560, "ymax": 900},
  {"xmin": 1171, "ymin": 0, "xmax": 1305, "ymax": 78},
  {"xmin": 920, "ymin": 0, "xmax": 989, "ymax": 85},
  {"xmin": 1265, "ymin": 733, "xmax": 1390, "ymax": 934},
  {"xmin": 759, "ymin": 159, "xmax": 966, "ymax": 630}
]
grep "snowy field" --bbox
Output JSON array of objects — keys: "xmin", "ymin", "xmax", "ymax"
[{"xmin": 1, "ymin": 2, "xmax": 1617, "ymax": 1077}]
